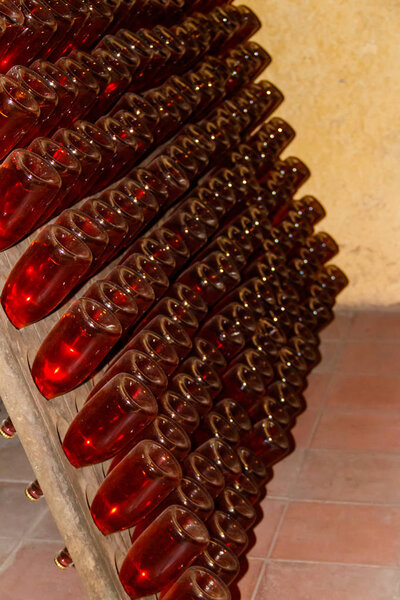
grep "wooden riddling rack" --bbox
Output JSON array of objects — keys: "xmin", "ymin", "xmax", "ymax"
[
  {"xmin": 0, "ymin": 229, "xmax": 157, "ymax": 600},
  {"xmin": 0, "ymin": 6, "xmax": 276, "ymax": 600}
]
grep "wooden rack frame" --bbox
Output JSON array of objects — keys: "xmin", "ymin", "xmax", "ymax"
[{"xmin": 0, "ymin": 234, "xmax": 156, "ymax": 600}]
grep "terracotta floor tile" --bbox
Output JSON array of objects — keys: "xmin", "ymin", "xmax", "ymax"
[
  {"xmin": 28, "ymin": 509, "xmax": 63, "ymax": 542},
  {"xmin": 0, "ymin": 541, "xmax": 85, "ymax": 600},
  {"xmin": 0, "ymin": 440, "xmax": 34, "ymax": 482},
  {"xmin": 259, "ymin": 561, "xmax": 400, "ymax": 600},
  {"xmin": 314, "ymin": 341, "xmax": 343, "ymax": 373},
  {"xmin": 293, "ymin": 449, "xmax": 400, "ymax": 504},
  {"xmin": 268, "ymin": 449, "xmax": 305, "ymax": 498},
  {"xmin": 0, "ymin": 537, "xmax": 19, "ymax": 569},
  {"xmin": 292, "ymin": 407, "xmax": 320, "ymax": 449},
  {"xmin": 337, "ymin": 342, "xmax": 400, "ymax": 375},
  {"xmin": 248, "ymin": 498, "xmax": 287, "ymax": 559},
  {"xmin": 0, "ymin": 483, "xmax": 46, "ymax": 539},
  {"xmin": 235, "ymin": 558, "xmax": 265, "ymax": 600},
  {"xmin": 271, "ymin": 501, "xmax": 400, "ymax": 565},
  {"xmin": 320, "ymin": 312, "xmax": 353, "ymax": 341},
  {"xmin": 304, "ymin": 372, "xmax": 332, "ymax": 408},
  {"xmin": 348, "ymin": 311, "xmax": 400, "ymax": 341},
  {"xmin": 326, "ymin": 374, "xmax": 400, "ymax": 412},
  {"xmin": 311, "ymin": 410, "xmax": 400, "ymax": 453}
]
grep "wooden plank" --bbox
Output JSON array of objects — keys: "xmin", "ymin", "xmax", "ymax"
[{"xmin": 0, "ymin": 231, "xmax": 156, "ymax": 600}]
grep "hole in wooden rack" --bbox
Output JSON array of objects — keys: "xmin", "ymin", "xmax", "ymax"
[
  {"xmin": 56, "ymin": 417, "xmax": 70, "ymax": 444},
  {"xmin": 74, "ymin": 393, "xmax": 84, "ymax": 413},
  {"xmin": 26, "ymin": 348, "xmax": 34, "ymax": 371},
  {"xmin": 85, "ymin": 484, "xmax": 97, "ymax": 509},
  {"xmin": 114, "ymin": 548, "xmax": 125, "ymax": 573},
  {"xmin": 101, "ymin": 460, "xmax": 111, "ymax": 478}
]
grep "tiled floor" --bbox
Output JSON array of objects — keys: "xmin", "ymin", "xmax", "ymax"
[{"xmin": 1, "ymin": 310, "xmax": 400, "ymax": 599}]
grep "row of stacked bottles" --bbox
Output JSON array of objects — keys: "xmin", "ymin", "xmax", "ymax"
[{"xmin": 0, "ymin": 0, "xmax": 348, "ymax": 598}]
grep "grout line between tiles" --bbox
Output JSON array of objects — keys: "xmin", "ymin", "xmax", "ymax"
[
  {"xmin": 0, "ymin": 478, "xmax": 36, "ymax": 484},
  {"xmin": 302, "ymin": 333, "xmax": 347, "ymax": 449},
  {"xmin": 25, "ymin": 536, "xmax": 64, "ymax": 544},
  {"xmin": 0, "ymin": 500, "xmax": 48, "ymax": 575},
  {"xmin": 266, "ymin": 495, "xmax": 400, "ymax": 508},
  {"xmin": 268, "ymin": 557, "xmax": 400, "ymax": 569},
  {"xmin": 280, "ymin": 311, "xmax": 351, "ymax": 507},
  {"xmin": 265, "ymin": 500, "xmax": 290, "ymax": 560},
  {"xmin": 250, "ymin": 559, "xmax": 267, "ymax": 600}
]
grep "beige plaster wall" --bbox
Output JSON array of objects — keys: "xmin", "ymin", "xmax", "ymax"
[{"xmin": 244, "ymin": 0, "xmax": 400, "ymax": 307}]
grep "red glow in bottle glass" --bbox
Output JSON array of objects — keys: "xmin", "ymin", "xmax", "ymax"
[
  {"xmin": 44, "ymin": 0, "xmax": 87, "ymax": 61},
  {"xmin": 268, "ymin": 380, "xmax": 306, "ymax": 418},
  {"xmin": 106, "ymin": 266, "xmax": 155, "ymax": 314},
  {"xmin": 167, "ymin": 283, "xmax": 208, "ymax": 322},
  {"xmin": 160, "ymin": 391, "xmax": 200, "ymax": 435},
  {"xmin": 0, "ymin": 0, "xmax": 56, "ymax": 71},
  {"xmin": 222, "ymin": 363, "xmax": 265, "ymax": 412},
  {"xmin": 191, "ymin": 337, "xmax": 227, "ymax": 374},
  {"xmin": 122, "ymin": 330, "xmax": 179, "ymax": 377},
  {"xmin": 144, "ymin": 297, "xmax": 199, "ymax": 336},
  {"xmin": 91, "ymin": 440, "xmax": 182, "ymax": 535},
  {"xmin": 194, "ymin": 541, "xmax": 239, "ymax": 587},
  {"xmin": 83, "ymin": 280, "xmax": 138, "ymax": 332},
  {"xmin": 159, "ymin": 566, "xmax": 231, "ymax": 600},
  {"xmin": 214, "ymin": 398, "xmax": 252, "ymax": 438},
  {"xmin": 0, "ymin": 76, "xmax": 40, "ymax": 160},
  {"xmin": 1, "ymin": 225, "xmax": 91, "ymax": 329},
  {"xmin": 147, "ymin": 154, "xmax": 190, "ymax": 206},
  {"xmin": 31, "ymin": 298, "xmax": 122, "ymax": 399},
  {"xmin": 232, "ymin": 472, "xmax": 260, "ymax": 506},
  {"xmin": 30, "ymin": 59, "xmax": 78, "ymax": 131},
  {"xmin": 194, "ymin": 412, "xmax": 240, "ymax": 448},
  {"xmin": 178, "ymin": 263, "xmax": 226, "ymax": 307},
  {"xmin": 236, "ymin": 446, "xmax": 270, "ymax": 486},
  {"xmin": 170, "ymin": 373, "xmax": 212, "ymax": 417},
  {"xmin": 114, "ymin": 178, "xmax": 159, "ymax": 223},
  {"xmin": 79, "ymin": 198, "xmax": 128, "ymax": 268},
  {"xmin": 152, "ymin": 227, "xmax": 190, "ymax": 272},
  {"xmin": 0, "ymin": 0, "xmax": 24, "ymax": 65},
  {"xmin": 72, "ymin": 120, "xmax": 117, "ymax": 193},
  {"xmin": 207, "ymin": 511, "xmax": 248, "ymax": 556},
  {"xmin": 184, "ymin": 452, "xmax": 225, "ymax": 499},
  {"xmin": 217, "ymin": 487, "xmax": 257, "ymax": 530},
  {"xmin": 55, "ymin": 57, "xmax": 99, "ymax": 123},
  {"xmin": 122, "ymin": 237, "xmax": 176, "ymax": 277},
  {"xmin": 52, "ymin": 128, "xmax": 102, "ymax": 201},
  {"xmin": 95, "ymin": 190, "xmax": 144, "ymax": 243},
  {"xmin": 132, "ymin": 475, "xmax": 214, "ymax": 542},
  {"xmin": 162, "ymin": 210, "xmax": 208, "ymax": 255},
  {"xmin": 109, "ymin": 91, "xmax": 160, "ymax": 133},
  {"xmin": 130, "ymin": 414, "xmax": 191, "ymax": 460},
  {"xmin": 55, "ymin": 209, "xmax": 109, "ymax": 263},
  {"xmin": 179, "ymin": 357, "xmax": 222, "ymax": 400},
  {"xmin": 141, "ymin": 315, "xmax": 192, "ymax": 361},
  {"xmin": 68, "ymin": 0, "xmax": 112, "ymax": 50},
  {"xmin": 196, "ymin": 439, "xmax": 241, "ymax": 484},
  {"xmin": 89, "ymin": 49, "xmax": 132, "ymax": 120},
  {"xmin": 242, "ymin": 419, "xmax": 292, "ymax": 466},
  {"xmin": 122, "ymin": 252, "xmax": 169, "ymax": 300},
  {"xmin": 62, "ymin": 374, "xmax": 157, "ymax": 468},
  {"xmin": 28, "ymin": 138, "xmax": 81, "ymax": 224},
  {"xmin": 95, "ymin": 115, "xmax": 142, "ymax": 179},
  {"xmin": 199, "ymin": 315, "xmax": 245, "ymax": 361},
  {"xmin": 119, "ymin": 505, "xmax": 209, "ymax": 598},
  {"xmin": 0, "ymin": 149, "xmax": 61, "ymax": 250},
  {"xmin": 90, "ymin": 348, "xmax": 168, "ymax": 401},
  {"xmin": 6, "ymin": 65, "xmax": 58, "ymax": 143}
]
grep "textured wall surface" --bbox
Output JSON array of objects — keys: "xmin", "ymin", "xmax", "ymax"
[{"xmin": 246, "ymin": 0, "xmax": 400, "ymax": 307}]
